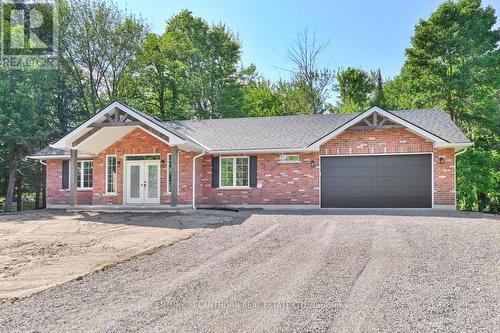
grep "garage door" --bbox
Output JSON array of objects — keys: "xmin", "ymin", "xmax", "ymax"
[{"xmin": 321, "ymin": 154, "xmax": 432, "ymax": 208}]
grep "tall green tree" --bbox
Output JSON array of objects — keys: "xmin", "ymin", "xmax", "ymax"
[
  {"xmin": 60, "ymin": 0, "xmax": 147, "ymax": 116},
  {"xmin": 0, "ymin": 69, "xmax": 58, "ymax": 212},
  {"xmin": 130, "ymin": 10, "xmax": 247, "ymax": 120},
  {"xmin": 384, "ymin": 0, "xmax": 499, "ymax": 212},
  {"xmin": 368, "ymin": 69, "xmax": 387, "ymax": 108},
  {"xmin": 334, "ymin": 67, "xmax": 375, "ymax": 112}
]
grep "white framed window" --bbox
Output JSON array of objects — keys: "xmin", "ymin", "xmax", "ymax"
[
  {"xmin": 278, "ymin": 154, "xmax": 300, "ymax": 163},
  {"xmin": 167, "ymin": 153, "xmax": 180, "ymax": 194},
  {"xmin": 105, "ymin": 155, "xmax": 117, "ymax": 194},
  {"xmin": 220, "ymin": 157, "xmax": 249, "ymax": 188},
  {"xmin": 76, "ymin": 160, "xmax": 93, "ymax": 189}
]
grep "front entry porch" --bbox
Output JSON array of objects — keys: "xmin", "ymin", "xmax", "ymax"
[{"xmin": 45, "ymin": 102, "xmax": 194, "ymax": 208}]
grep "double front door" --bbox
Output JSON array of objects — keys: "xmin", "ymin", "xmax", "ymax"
[{"xmin": 126, "ymin": 161, "xmax": 160, "ymax": 204}]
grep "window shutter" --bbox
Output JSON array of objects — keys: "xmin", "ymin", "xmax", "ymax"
[
  {"xmin": 62, "ymin": 160, "xmax": 69, "ymax": 189},
  {"xmin": 250, "ymin": 156, "xmax": 257, "ymax": 187},
  {"xmin": 211, "ymin": 156, "xmax": 219, "ymax": 188}
]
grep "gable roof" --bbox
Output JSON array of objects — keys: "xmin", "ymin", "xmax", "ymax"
[
  {"xmin": 166, "ymin": 107, "xmax": 470, "ymax": 152},
  {"xmin": 31, "ymin": 105, "xmax": 471, "ymax": 158}
]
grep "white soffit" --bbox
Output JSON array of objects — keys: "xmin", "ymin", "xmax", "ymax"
[{"xmin": 73, "ymin": 126, "xmax": 136, "ymax": 154}]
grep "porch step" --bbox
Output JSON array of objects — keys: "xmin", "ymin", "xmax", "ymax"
[{"xmin": 63, "ymin": 204, "xmax": 193, "ymax": 213}]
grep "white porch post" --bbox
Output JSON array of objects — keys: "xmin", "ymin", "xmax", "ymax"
[
  {"xmin": 69, "ymin": 149, "xmax": 78, "ymax": 206},
  {"xmin": 171, "ymin": 146, "xmax": 178, "ymax": 207}
]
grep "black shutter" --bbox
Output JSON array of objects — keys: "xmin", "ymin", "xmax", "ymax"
[
  {"xmin": 62, "ymin": 160, "xmax": 69, "ymax": 189},
  {"xmin": 211, "ymin": 156, "xmax": 219, "ymax": 188},
  {"xmin": 250, "ymin": 156, "xmax": 257, "ymax": 187}
]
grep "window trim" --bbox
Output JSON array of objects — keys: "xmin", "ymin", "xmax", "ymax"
[
  {"xmin": 166, "ymin": 153, "xmax": 180, "ymax": 194},
  {"xmin": 105, "ymin": 155, "xmax": 117, "ymax": 195},
  {"xmin": 76, "ymin": 160, "xmax": 93, "ymax": 190},
  {"xmin": 219, "ymin": 156, "xmax": 250, "ymax": 189},
  {"xmin": 278, "ymin": 154, "xmax": 300, "ymax": 164}
]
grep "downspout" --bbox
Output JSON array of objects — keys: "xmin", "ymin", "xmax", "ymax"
[{"xmin": 192, "ymin": 150, "xmax": 206, "ymax": 209}]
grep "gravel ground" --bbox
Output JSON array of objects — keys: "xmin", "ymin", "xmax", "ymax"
[
  {"xmin": 0, "ymin": 209, "xmax": 498, "ymax": 332},
  {"xmin": 0, "ymin": 210, "xmax": 232, "ymax": 300}
]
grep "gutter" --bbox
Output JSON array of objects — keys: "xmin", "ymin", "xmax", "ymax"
[{"xmin": 192, "ymin": 150, "xmax": 206, "ymax": 209}]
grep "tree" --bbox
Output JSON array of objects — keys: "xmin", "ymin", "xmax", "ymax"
[
  {"xmin": 167, "ymin": 10, "xmax": 245, "ymax": 119},
  {"xmin": 130, "ymin": 10, "xmax": 246, "ymax": 120},
  {"xmin": 60, "ymin": 0, "xmax": 146, "ymax": 115},
  {"xmin": 402, "ymin": 0, "xmax": 498, "ymax": 131},
  {"xmin": 0, "ymin": 69, "xmax": 58, "ymax": 212},
  {"xmin": 334, "ymin": 67, "xmax": 375, "ymax": 112},
  {"xmin": 287, "ymin": 30, "xmax": 334, "ymax": 114},
  {"xmin": 384, "ymin": 0, "xmax": 499, "ymax": 212},
  {"xmin": 368, "ymin": 69, "xmax": 386, "ymax": 107}
]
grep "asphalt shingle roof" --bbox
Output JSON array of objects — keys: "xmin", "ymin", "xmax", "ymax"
[
  {"xmin": 167, "ymin": 108, "xmax": 470, "ymax": 150},
  {"xmin": 33, "ymin": 108, "xmax": 470, "ymax": 157}
]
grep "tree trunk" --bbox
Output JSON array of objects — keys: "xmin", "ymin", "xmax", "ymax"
[
  {"xmin": 159, "ymin": 87, "xmax": 165, "ymax": 119},
  {"xmin": 16, "ymin": 173, "xmax": 23, "ymax": 212},
  {"xmin": 3, "ymin": 154, "xmax": 19, "ymax": 213}
]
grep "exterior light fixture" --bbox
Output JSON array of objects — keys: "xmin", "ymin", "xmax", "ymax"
[
  {"xmin": 439, "ymin": 156, "xmax": 445, "ymax": 163},
  {"xmin": 310, "ymin": 160, "xmax": 316, "ymax": 168}
]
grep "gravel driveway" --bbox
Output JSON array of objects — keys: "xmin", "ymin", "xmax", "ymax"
[{"xmin": 0, "ymin": 210, "xmax": 498, "ymax": 332}]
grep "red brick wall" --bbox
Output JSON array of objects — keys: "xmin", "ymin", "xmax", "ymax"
[
  {"xmin": 320, "ymin": 128, "xmax": 434, "ymax": 155},
  {"xmin": 197, "ymin": 153, "xmax": 320, "ymax": 205},
  {"xmin": 434, "ymin": 148, "xmax": 455, "ymax": 206},
  {"xmin": 46, "ymin": 160, "xmax": 93, "ymax": 205},
  {"xmin": 92, "ymin": 127, "xmax": 193, "ymax": 205}
]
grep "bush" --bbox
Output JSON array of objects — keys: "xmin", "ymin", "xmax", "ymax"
[{"xmin": 457, "ymin": 148, "xmax": 500, "ymax": 213}]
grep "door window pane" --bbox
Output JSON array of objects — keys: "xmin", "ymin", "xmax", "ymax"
[
  {"xmin": 148, "ymin": 165, "xmax": 159, "ymax": 198},
  {"xmin": 130, "ymin": 165, "xmax": 141, "ymax": 198}
]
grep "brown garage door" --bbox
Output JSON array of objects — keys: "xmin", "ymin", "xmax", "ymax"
[{"xmin": 320, "ymin": 154, "xmax": 432, "ymax": 208}]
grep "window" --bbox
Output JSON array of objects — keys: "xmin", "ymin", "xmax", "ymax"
[
  {"xmin": 76, "ymin": 161, "xmax": 93, "ymax": 189},
  {"xmin": 106, "ymin": 156, "xmax": 117, "ymax": 194},
  {"xmin": 167, "ymin": 153, "xmax": 179, "ymax": 194},
  {"xmin": 220, "ymin": 157, "xmax": 249, "ymax": 188},
  {"xmin": 278, "ymin": 154, "xmax": 300, "ymax": 163},
  {"xmin": 125, "ymin": 155, "xmax": 160, "ymax": 161}
]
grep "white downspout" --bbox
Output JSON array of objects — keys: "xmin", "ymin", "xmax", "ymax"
[{"xmin": 192, "ymin": 150, "xmax": 206, "ymax": 209}]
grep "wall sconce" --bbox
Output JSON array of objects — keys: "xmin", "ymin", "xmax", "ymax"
[
  {"xmin": 117, "ymin": 159, "xmax": 121, "ymax": 167},
  {"xmin": 310, "ymin": 160, "xmax": 316, "ymax": 168},
  {"xmin": 161, "ymin": 159, "xmax": 165, "ymax": 165},
  {"xmin": 439, "ymin": 156, "xmax": 445, "ymax": 164}
]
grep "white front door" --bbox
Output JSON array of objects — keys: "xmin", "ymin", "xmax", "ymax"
[{"xmin": 126, "ymin": 161, "xmax": 160, "ymax": 204}]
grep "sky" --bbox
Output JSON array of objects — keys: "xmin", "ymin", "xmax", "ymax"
[{"xmin": 117, "ymin": 0, "xmax": 499, "ymax": 83}]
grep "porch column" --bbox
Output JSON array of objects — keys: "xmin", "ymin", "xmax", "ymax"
[
  {"xmin": 171, "ymin": 146, "xmax": 178, "ymax": 207},
  {"xmin": 69, "ymin": 149, "xmax": 78, "ymax": 206}
]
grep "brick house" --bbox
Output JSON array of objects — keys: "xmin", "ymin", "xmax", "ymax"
[{"xmin": 30, "ymin": 101, "xmax": 471, "ymax": 209}]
